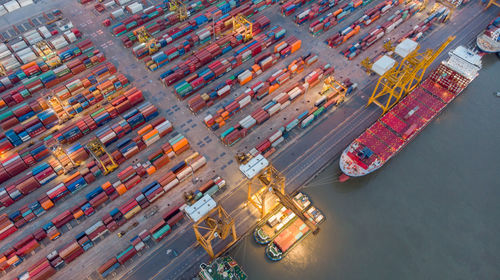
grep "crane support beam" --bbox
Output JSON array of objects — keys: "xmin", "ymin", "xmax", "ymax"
[{"xmin": 193, "ymin": 205, "xmax": 237, "ymax": 259}]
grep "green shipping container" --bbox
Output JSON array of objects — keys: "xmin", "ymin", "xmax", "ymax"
[
  {"xmin": 152, "ymin": 224, "xmax": 171, "ymax": 240},
  {"xmin": 0, "ymin": 110, "xmax": 14, "ymax": 122},
  {"xmin": 91, "ymin": 108, "xmax": 105, "ymax": 118},
  {"xmin": 116, "ymin": 245, "xmax": 134, "ymax": 259}
]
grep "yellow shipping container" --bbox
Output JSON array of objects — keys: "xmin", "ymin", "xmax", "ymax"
[{"xmin": 124, "ymin": 205, "xmax": 142, "ymax": 220}]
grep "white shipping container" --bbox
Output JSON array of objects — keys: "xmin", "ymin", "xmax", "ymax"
[
  {"xmin": 259, "ymin": 56, "xmax": 273, "ymax": 67},
  {"xmin": 267, "ymin": 103, "xmax": 281, "ymax": 116},
  {"xmin": 241, "ymin": 50, "xmax": 252, "ymax": 59},
  {"xmin": 2, "ymin": 56, "xmax": 20, "ymax": 71},
  {"xmin": 249, "ymin": 148, "xmax": 259, "ymax": 157},
  {"xmin": 238, "ymin": 95, "xmax": 251, "ymax": 107},
  {"xmin": 280, "ymin": 100, "xmax": 290, "ymax": 110},
  {"xmin": 50, "ymin": 36, "xmax": 69, "ymax": 50},
  {"xmin": 217, "ymin": 85, "xmax": 230, "ymax": 96},
  {"xmin": 204, "ymin": 114, "xmax": 213, "ymax": 123},
  {"xmin": 116, "ymin": 0, "xmax": 131, "ymax": 5},
  {"xmin": 38, "ymin": 26, "xmax": 52, "ymax": 39},
  {"xmin": 133, "ymin": 43, "xmax": 146, "ymax": 53},
  {"xmin": 0, "ymin": 77, "xmax": 11, "ymax": 87},
  {"xmin": 100, "ymin": 131, "xmax": 117, "ymax": 144},
  {"xmin": 64, "ymin": 31, "xmax": 77, "ymax": 43},
  {"xmin": 276, "ymin": 42, "xmax": 288, "ymax": 53},
  {"xmin": 16, "ymin": 47, "xmax": 33, "ymax": 57},
  {"xmin": 3, "ymin": 1, "xmax": 20, "ymax": 12},
  {"xmin": 191, "ymin": 156, "xmax": 207, "ymax": 171},
  {"xmin": 11, "ymin": 41, "xmax": 28, "ymax": 52},
  {"xmin": 104, "ymin": 1, "xmax": 115, "ymax": 8},
  {"xmin": 0, "ymin": 50, "xmax": 11, "ymax": 60},
  {"xmin": 269, "ymin": 130, "xmax": 282, "ymax": 143},
  {"xmin": 0, "ymin": 43, "xmax": 8, "ymax": 53},
  {"xmin": 0, "ymin": 5, "xmax": 6, "ymax": 16},
  {"xmin": 127, "ymin": 3, "xmax": 143, "ymax": 14},
  {"xmin": 53, "ymin": 65, "xmax": 69, "ymax": 74},
  {"xmin": 111, "ymin": 8, "xmax": 124, "ymax": 18},
  {"xmin": 271, "ymin": 136, "xmax": 284, "ymax": 147},
  {"xmin": 237, "ymin": 70, "xmax": 252, "ymax": 82},
  {"xmin": 18, "ymin": 0, "xmax": 34, "ymax": 7},
  {"xmin": 134, "ymin": 241, "xmax": 145, "ymax": 251},
  {"xmin": 176, "ymin": 165, "xmax": 193, "ymax": 181},
  {"xmin": 239, "ymin": 116, "xmax": 256, "ymax": 129},
  {"xmin": 19, "ymin": 52, "xmax": 37, "ymax": 64},
  {"xmin": 163, "ymin": 178, "xmax": 179, "ymax": 192},
  {"xmin": 272, "ymin": 92, "xmax": 287, "ymax": 102},
  {"xmin": 288, "ymin": 87, "xmax": 302, "ymax": 100}
]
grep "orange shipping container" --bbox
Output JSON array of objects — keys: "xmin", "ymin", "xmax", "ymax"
[
  {"xmin": 41, "ymin": 199, "xmax": 54, "ymax": 210},
  {"xmin": 269, "ymin": 83, "xmax": 280, "ymax": 94},
  {"xmin": 251, "ymin": 64, "xmax": 261, "ymax": 73},
  {"xmin": 137, "ymin": 124, "xmax": 153, "ymax": 136},
  {"xmin": 7, "ymin": 256, "xmax": 20, "ymax": 266},
  {"xmin": 21, "ymin": 61, "xmax": 37, "ymax": 70},
  {"xmin": 73, "ymin": 210, "xmax": 84, "ymax": 219},
  {"xmin": 221, "ymin": 111, "xmax": 229, "ymax": 120},
  {"xmin": 142, "ymin": 129, "xmax": 159, "ymax": 142},
  {"xmin": 102, "ymin": 181, "xmax": 112, "ymax": 190},
  {"xmin": 146, "ymin": 166, "xmax": 156, "ymax": 175},
  {"xmin": 291, "ymin": 40, "xmax": 302, "ymax": 53},
  {"xmin": 116, "ymin": 184, "xmax": 127, "ymax": 195},
  {"xmin": 239, "ymin": 75, "xmax": 252, "ymax": 86},
  {"xmin": 172, "ymin": 138, "xmax": 189, "ymax": 153},
  {"xmin": 64, "ymin": 171, "xmax": 81, "ymax": 184}
]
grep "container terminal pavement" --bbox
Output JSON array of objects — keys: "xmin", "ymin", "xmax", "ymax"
[{"xmin": 0, "ymin": 0, "xmax": 496, "ymax": 279}]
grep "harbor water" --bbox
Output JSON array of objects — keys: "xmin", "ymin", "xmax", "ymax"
[{"xmin": 228, "ymin": 55, "xmax": 500, "ymax": 279}]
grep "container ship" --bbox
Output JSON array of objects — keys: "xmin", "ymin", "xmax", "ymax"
[
  {"xmin": 263, "ymin": 194, "xmax": 324, "ymax": 261},
  {"xmin": 339, "ymin": 45, "xmax": 482, "ymax": 178}
]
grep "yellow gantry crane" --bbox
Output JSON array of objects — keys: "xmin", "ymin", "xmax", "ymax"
[
  {"xmin": 485, "ymin": 0, "xmax": 500, "ymax": 9},
  {"xmin": 247, "ymin": 164, "xmax": 319, "ymax": 234},
  {"xmin": 86, "ymin": 138, "xmax": 118, "ymax": 175},
  {"xmin": 193, "ymin": 205, "xmax": 237, "ymax": 259},
  {"xmin": 134, "ymin": 26, "xmax": 159, "ymax": 54},
  {"xmin": 169, "ymin": 0, "xmax": 188, "ymax": 21},
  {"xmin": 135, "ymin": 26, "xmax": 151, "ymax": 43},
  {"xmin": 367, "ymin": 36, "xmax": 455, "ymax": 115},
  {"xmin": 232, "ymin": 14, "xmax": 253, "ymax": 42},
  {"xmin": 321, "ymin": 75, "xmax": 347, "ymax": 103}
]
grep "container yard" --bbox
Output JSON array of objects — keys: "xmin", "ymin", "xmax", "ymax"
[{"xmin": 0, "ymin": 0, "xmax": 497, "ymax": 279}]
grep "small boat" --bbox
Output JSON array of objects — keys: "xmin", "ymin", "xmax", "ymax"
[{"xmin": 496, "ymin": 91, "xmax": 500, "ymax": 97}]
